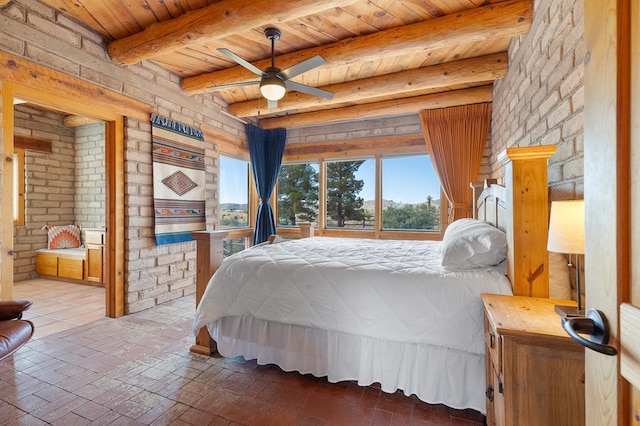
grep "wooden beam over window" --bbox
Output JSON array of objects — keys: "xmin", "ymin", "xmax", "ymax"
[{"xmin": 14, "ymin": 135, "xmax": 52, "ymax": 152}]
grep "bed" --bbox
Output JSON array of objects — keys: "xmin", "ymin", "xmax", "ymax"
[{"xmin": 192, "ymin": 145, "xmax": 556, "ymax": 414}]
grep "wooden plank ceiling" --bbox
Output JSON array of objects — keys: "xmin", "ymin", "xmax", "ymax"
[{"xmin": 40, "ymin": 0, "xmax": 532, "ymax": 128}]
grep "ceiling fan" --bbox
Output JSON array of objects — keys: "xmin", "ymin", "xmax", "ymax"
[{"xmin": 212, "ymin": 27, "xmax": 334, "ymax": 108}]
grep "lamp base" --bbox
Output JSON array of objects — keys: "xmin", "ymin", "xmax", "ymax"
[{"xmin": 555, "ymin": 304, "xmax": 583, "ymax": 319}]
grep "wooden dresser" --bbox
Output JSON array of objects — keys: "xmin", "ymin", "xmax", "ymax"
[{"xmin": 482, "ymin": 294, "xmax": 585, "ymax": 426}]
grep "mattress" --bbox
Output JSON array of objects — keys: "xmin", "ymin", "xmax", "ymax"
[{"xmin": 194, "ymin": 237, "xmax": 511, "ymax": 354}]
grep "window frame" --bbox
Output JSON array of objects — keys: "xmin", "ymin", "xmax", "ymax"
[
  {"xmin": 379, "ymin": 153, "xmax": 442, "ymax": 233},
  {"xmin": 276, "ymin": 161, "xmax": 320, "ymax": 229},
  {"xmin": 217, "ymin": 148, "xmax": 255, "ymax": 254},
  {"xmin": 275, "ymin": 136, "xmax": 447, "ymax": 241}
]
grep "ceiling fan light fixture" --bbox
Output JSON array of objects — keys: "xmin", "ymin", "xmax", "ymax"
[{"xmin": 260, "ymin": 74, "xmax": 286, "ymax": 101}]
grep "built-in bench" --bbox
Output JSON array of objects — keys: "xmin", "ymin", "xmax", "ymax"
[
  {"xmin": 35, "ymin": 229, "xmax": 105, "ymax": 283},
  {"xmin": 35, "ymin": 248, "xmax": 86, "ymax": 280}
]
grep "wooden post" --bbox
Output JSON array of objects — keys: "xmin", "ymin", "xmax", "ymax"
[
  {"xmin": 498, "ymin": 145, "xmax": 556, "ymax": 298},
  {"xmin": 298, "ymin": 222, "xmax": 314, "ymax": 238},
  {"xmin": 190, "ymin": 230, "xmax": 228, "ymax": 355}
]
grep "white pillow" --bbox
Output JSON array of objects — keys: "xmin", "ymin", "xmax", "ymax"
[
  {"xmin": 440, "ymin": 218, "xmax": 507, "ymax": 270},
  {"xmin": 549, "ymin": 251, "xmax": 571, "ymax": 299}
]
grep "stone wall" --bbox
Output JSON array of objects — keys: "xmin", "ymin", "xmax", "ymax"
[{"xmin": 491, "ymin": 0, "xmax": 584, "ymax": 200}]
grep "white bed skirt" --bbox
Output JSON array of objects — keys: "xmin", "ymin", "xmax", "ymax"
[{"xmin": 209, "ymin": 316, "xmax": 487, "ymax": 414}]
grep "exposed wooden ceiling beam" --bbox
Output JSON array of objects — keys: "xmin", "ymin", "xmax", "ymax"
[
  {"xmin": 228, "ymin": 53, "xmax": 506, "ymax": 118},
  {"xmin": 182, "ymin": 0, "xmax": 530, "ymax": 95},
  {"xmin": 258, "ymin": 85, "xmax": 494, "ymax": 129},
  {"xmin": 63, "ymin": 115, "xmax": 101, "ymax": 128},
  {"xmin": 107, "ymin": 0, "xmax": 358, "ymax": 65}
]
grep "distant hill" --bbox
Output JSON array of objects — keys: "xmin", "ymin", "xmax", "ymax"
[
  {"xmin": 362, "ymin": 199, "xmax": 440, "ymax": 212},
  {"xmin": 220, "ymin": 200, "xmax": 440, "ymax": 212},
  {"xmin": 220, "ymin": 203, "xmax": 248, "ymax": 211}
]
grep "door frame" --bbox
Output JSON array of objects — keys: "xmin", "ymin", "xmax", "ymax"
[
  {"xmin": 0, "ymin": 52, "xmax": 153, "ymax": 317},
  {"xmin": 583, "ymin": 0, "xmax": 632, "ymax": 423},
  {"xmin": 1, "ymin": 81, "xmax": 125, "ymax": 317}
]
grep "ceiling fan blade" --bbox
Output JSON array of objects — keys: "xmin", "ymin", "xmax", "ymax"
[
  {"xmin": 280, "ymin": 55, "xmax": 327, "ymax": 80},
  {"xmin": 206, "ymin": 80, "xmax": 260, "ymax": 92},
  {"xmin": 267, "ymin": 99, "xmax": 278, "ymax": 109},
  {"xmin": 285, "ymin": 80, "xmax": 334, "ymax": 99},
  {"xmin": 217, "ymin": 48, "xmax": 266, "ymax": 77}
]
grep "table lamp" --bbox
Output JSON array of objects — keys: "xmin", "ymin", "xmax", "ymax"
[{"xmin": 547, "ymin": 200, "xmax": 585, "ymax": 318}]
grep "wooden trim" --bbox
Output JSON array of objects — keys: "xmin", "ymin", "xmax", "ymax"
[
  {"xmin": 374, "ymin": 154, "xmax": 382, "ymax": 239},
  {"xmin": 318, "ymin": 159, "xmax": 327, "ymax": 231},
  {"xmin": 284, "ymin": 134, "xmax": 426, "ymax": 162},
  {"xmin": 0, "ymin": 51, "xmax": 152, "ymax": 121},
  {"xmin": 105, "ymin": 118, "xmax": 125, "ymax": 318},
  {"xmin": 13, "ymin": 135, "xmax": 52, "ymax": 152},
  {"xmin": 13, "ymin": 148, "xmax": 24, "ymax": 227},
  {"xmin": 1, "ymin": 83, "xmax": 15, "ymax": 300}
]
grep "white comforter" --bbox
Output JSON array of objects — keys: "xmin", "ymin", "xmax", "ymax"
[{"xmin": 194, "ymin": 237, "xmax": 512, "ymax": 356}]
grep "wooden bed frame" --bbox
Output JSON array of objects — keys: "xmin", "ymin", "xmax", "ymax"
[{"xmin": 190, "ymin": 145, "xmax": 557, "ymax": 355}]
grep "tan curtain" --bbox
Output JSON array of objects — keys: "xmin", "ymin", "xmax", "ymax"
[{"xmin": 419, "ymin": 103, "xmax": 492, "ymax": 224}]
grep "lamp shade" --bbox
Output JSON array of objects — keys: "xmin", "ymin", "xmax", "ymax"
[
  {"xmin": 260, "ymin": 75, "xmax": 286, "ymax": 100},
  {"xmin": 547, "ymin": 200, "xmax": 585, "ymax": 254}
]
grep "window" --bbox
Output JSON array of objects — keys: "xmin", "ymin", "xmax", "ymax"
[
  {"xmin": 219, "ymin": 155, "xmax": 250, "ymax": 256},
  {"xmin": 13, "ymin": 149, "xmax": 25, "ymax": 226},
  {"xmin": 325, "ymin": 158, "xmax": 374, "ymax": 228},
  {"xmin": 277, "ymin": 162, "xmax": 319, "ymax": 227},
  {"xmin": 381, "ymin": 155, "xmax": 440, "ymax": 231},
  {"xmin": 219, "ymin": 155, "xmax": 250, "ymax": 229}
]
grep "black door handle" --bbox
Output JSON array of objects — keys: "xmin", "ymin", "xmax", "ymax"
[{"xmin": 562, "ymin": 308, "xmax": 618, "ymax": 356}]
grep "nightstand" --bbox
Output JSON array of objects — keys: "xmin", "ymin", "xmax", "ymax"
[{"xmin": 481, "ymin": 294, "xmax": 585, "ymax": 426}]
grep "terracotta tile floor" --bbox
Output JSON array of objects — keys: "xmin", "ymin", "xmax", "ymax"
[
  {"xmin": 13, "ymin": 279, "xmax": 106, "ymax": 340},
  {"xmin": 1, "ymin": 292, "xmax": 486, "ymax": 425}
]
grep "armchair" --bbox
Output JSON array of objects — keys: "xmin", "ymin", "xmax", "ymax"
[{"xmin": 0, "ymin": 300, "xmax": 35, "ymax": 361}]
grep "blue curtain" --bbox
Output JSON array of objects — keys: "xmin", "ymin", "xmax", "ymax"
[{"xmin": 247, "ymin": 124, "xmax": 287, "ymax": 245}]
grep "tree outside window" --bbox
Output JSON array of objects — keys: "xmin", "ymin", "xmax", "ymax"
[
  {"xmin": 325, "ymin": 159, "xmax": 368, "ymax": 228},
  {"xmin": 277, "ymin": 163, "xmax": 318, "ymax": 226}
]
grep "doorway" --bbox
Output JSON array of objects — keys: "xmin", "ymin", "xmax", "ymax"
[{"xmin": 1, "ymin": 81, "xmax": 125, "ymax": 318}]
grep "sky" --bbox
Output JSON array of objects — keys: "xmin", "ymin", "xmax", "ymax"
[{"xmin": 219, "ymin": 154, "xmax": 441, "ymax": 205}]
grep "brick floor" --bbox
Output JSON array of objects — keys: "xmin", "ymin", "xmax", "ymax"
[{"xmin": 1, "ymin": 293, "xmax": 485, "ymax": 425}]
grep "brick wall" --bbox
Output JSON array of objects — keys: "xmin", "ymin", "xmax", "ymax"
[
  {"xmin": 13, "ymin": 104, "xmax": 76, "ymax": 281},
  {"xmin": 74, "ymin": 122, "xmax": 106, "ymax": 229},
  {"xmin": 1, "ymin": 0, "xmax": 242, "ymax": 312},
  {"xmin": 286, "ymin": 114, "xmax": 493, "ymax": 181},
  {"xmin": 491, "ymin": 0, "xmax": 584, "ymax": 199}
]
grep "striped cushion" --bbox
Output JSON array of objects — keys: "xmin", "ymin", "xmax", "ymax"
[{"xmin": 47, "ymin": 225, "xmax": 81, "ymax": 250}]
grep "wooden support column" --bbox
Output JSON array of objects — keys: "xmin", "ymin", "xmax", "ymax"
[
  {"xmin": 499, "ymin": 145, "xmax": 557, "ymax": 298},
  {"xmin": 190, "ymin": 230, "xmax": 228, "ymax": 356}
]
